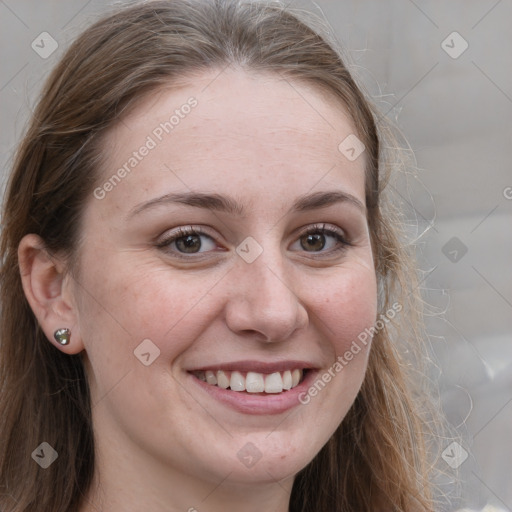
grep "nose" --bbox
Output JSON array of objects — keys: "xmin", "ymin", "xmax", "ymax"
[{"xmin": 224, "ymin": 248, "xmax": 308, "ymax": 343}]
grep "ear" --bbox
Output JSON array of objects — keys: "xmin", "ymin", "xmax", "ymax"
[{"xmin": 18, "ymin": 234, "xmax": 84, "ymax": 354}]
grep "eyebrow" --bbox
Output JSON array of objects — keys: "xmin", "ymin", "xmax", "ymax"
[{"xmin": 127, "ymin": 190, "xmax": 365, "ymax": 219}]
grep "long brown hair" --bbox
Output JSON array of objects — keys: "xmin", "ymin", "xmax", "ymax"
[{"xmin": 0, "ymin": 1, "xmax": 442, "ymax": 510}]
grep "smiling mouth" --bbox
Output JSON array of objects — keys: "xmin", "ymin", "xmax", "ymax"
[{"xmin": 190, "ymin": 369, "xmax": 307, "ymax": 394}]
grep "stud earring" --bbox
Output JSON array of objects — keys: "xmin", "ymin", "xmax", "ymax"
[{"xmin": 54, "ymin": 328, "xmax": 71, "ymax": 345}]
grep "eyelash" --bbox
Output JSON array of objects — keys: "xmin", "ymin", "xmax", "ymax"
[{"xmin": 156, "ymin": 223, "xmax": 350, "ymax": 259}]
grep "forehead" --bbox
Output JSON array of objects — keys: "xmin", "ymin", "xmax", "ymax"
[{"xmin": 95, "ymin": 69, "xmax": 366, "ymax": 214}]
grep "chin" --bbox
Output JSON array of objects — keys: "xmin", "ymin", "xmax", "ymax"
[
  {"xmin": 217, "ymin": 454, "xmax": 309, "ymax": 486},
  {"xmin": 202, "ymin": 431, "xmax": 322, "ymax": 486}
]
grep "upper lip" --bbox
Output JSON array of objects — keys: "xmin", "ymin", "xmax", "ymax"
[{"xmin": 187, "ymin": 360, "xmax": 317, "ymax": 374}]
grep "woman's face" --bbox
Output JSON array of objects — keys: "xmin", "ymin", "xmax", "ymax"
[{"xmin": 73, "ymin": 69, "xmax": 377, "ymax": 494}]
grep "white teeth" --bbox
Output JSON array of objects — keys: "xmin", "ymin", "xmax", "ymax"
[
  {"xmin": 264, "ymin": 372, "xmax": 283, "ymax": 393},
  {"xmin": 291, "ymin": 369, "xmax": 301, "ymax": 387},
  {"xmin": 196, "ymin": 369, "xmax": 305, "ymax": 393},
  {"xmin": 205, "ymin": 370, "xmax": 217, "ymax": 385},
  {"xmin": 216, "ymin": 370, "xmax": 230, "ymax": 389},
  {"xmin": 245, "ymin": 372, "xmax": 265, "ymax": 393},
  {"xmin": 230, "ymin": 371, "xmax": 245, "ymax": 391},
  {"xmin": 282, "ymin": 370, "xmax": 292, "ymax": 390}
]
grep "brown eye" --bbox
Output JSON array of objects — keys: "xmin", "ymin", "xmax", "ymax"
[
  {"xmin": 290, "ymin": 224, "xmax": 349, "ymax": 255},
  {"xmin": 300, "ymin": 233, "xmax": 327, "ymax": 252},
  {"xmin": 175, "ymin": 234, "xmax": 202, "ymax": 253},
  {"xmin": 157, "ymin": 226, "xmax": 218, "ymax": 257}
]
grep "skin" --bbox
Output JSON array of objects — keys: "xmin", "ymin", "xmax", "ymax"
[{"xmin": 19, "ymin": 68, "xmax": 377, "ymax": 512}]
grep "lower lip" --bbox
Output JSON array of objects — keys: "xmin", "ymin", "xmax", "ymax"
[{"xmin": 187, "ymin": 370, "xmax": 318, "ymax": 415}]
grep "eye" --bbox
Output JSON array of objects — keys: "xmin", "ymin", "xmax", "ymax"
[
  {"xmin": 290, "ymin": 223, "xmax": 350, "ymax": 255},
  {"xmin": 157, "ymin": 223, "xmax": 349, "ymax": 259},
  {"xmin": 156, "ymin": 226, "xmax": 219, "ymax": 256}
]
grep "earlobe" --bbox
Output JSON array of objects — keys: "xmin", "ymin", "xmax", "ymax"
[{"xmin": 18, "ymin": 234, "xmax": 84, "ymax": 354}]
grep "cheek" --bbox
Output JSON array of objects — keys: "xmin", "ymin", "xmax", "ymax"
[
  {"xmin": 294, "ymin": 266, "xmax": 377, "ymax": 433},
  {"xmin": 313, "ymin": 265, "xmax": 378, "ymax": 357},
  {"xmin": 76, "ymin": 256, "xmax": 228, "ymax": 369}
]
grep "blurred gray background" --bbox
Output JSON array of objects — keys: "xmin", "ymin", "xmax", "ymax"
[{"xmin": 1, "ymin": 1, "xmax": 511, "ymax": 511}]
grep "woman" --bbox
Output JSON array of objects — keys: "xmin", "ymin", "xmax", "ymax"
[{"xmin": 0, "ymin": 1, "xmax": 442, "ymax": 510}]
